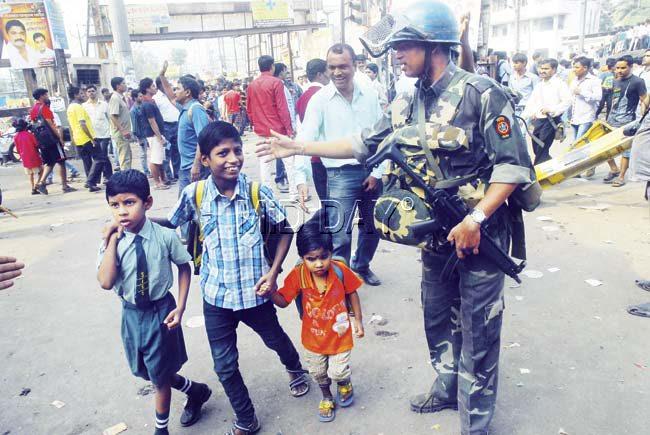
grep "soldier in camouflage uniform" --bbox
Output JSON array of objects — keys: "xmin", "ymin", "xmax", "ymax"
[{"xmin": 256, "ymin": 1, "xmax": 534, "ymax": 434}]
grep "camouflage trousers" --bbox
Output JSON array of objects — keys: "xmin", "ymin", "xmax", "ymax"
[{"xmin": 421, "ymin": 223, "xmax": 508, "ymax": 435}]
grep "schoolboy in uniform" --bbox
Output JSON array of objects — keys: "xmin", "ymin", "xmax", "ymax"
[
  {"xmin": 164, "ymin": 121, "xmax": 309, "ymax": 435},
  {"xmin": 97, "ymin": 170, "xmax": 211, "ymax": 434}
]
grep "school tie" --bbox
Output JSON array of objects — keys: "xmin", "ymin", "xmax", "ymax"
[{"xmin": 134, "ymin": 235, "xmax": 150, "ymax": 308}]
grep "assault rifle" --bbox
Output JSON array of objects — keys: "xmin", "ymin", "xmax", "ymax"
[{"xmin": 366, "ymin": 143, "xmax": 526, "ymax": 284}]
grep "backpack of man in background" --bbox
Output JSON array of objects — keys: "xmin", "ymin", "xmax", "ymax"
[{"xmin": 31, "ymin": 104, "xmax": 59, "ymax": 150}]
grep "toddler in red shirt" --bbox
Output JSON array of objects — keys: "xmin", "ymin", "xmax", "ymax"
[
  {"xmin": 12, "ymin": 117, "xmax": 43, "ymax": 194},
  {"xmin": 268, "ymin": 213, "xmax": 365, "ymax": 423}
]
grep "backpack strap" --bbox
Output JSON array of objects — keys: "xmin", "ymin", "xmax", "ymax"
[
  {"xmin": 331, "ymin": 262, "xmax": 344, "ymax": 285},
  {"xmin": 194, "ymin": 179, "xmax": 207, "ymax": 235},
  {"xmin": 296, "ymin": 260, "xmax": 345, "ymax": 289},
  {"xmin": 249, "ymin": 181, "xmax": 261, "ymax": 214}
]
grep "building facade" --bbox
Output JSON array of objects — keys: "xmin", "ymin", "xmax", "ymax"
[{"xmin": 487, "ymin": 0, "xmax": 601, "ymax": 58}]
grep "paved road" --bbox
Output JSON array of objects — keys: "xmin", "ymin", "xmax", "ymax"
[{"xmin": 1, "ymin": 135, "xmax": 649, "ymax": 435}]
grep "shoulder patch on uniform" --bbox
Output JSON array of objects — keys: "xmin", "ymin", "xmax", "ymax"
[{"xmin": 494, "ymin": 115, "xmax": 512, "ymax": 139}]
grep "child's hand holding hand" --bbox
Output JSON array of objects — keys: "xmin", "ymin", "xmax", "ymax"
[
  {"xmin": 164, "ymin": 307, "xmax": 184, "ymax": 330},
  {"xmin": 255, "ymin": 272, "xmax": 277, "ymax": 297},
  {"xmin": 352, "ymin": 318, "xmax": 364, "ymax": 338}
]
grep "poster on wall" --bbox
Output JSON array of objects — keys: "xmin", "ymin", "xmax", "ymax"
[
  {"xmin": 43, "ymin": 0, "xmax": 68, "ymax": 50},
  {"xmin": 0, "ymin": 2, "xmax": 55, "ymax": 69},
  {"xmin": 251, "ymin": 0, "xmax": 293, "ymax": 27}
]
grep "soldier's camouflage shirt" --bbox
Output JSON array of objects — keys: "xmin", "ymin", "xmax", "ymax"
[{"xmin": 351, "ymin": 62, "xmax": 534, "ymax": 186}]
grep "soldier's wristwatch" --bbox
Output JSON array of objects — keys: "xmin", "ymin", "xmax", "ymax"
[{"xmin": 469, "ymin": 208, "xmax": 486, "ymax": 226}]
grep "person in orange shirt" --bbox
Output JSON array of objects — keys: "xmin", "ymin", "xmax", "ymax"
[{"xmin": 268, "ymin": 213, "xmax": 364, "ymax": 423}]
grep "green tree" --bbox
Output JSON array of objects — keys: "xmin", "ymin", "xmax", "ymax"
[
  {"xmin": 171, "ymin": 48, "xmax": 188, "ymax": 73},
  {"xmin": 612, "ymin": 0, "xmax": 650, "ymax": 27}
]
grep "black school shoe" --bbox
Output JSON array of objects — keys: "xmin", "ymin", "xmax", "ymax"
[
  {"xmin": 353, "ymin": 268, "xmax": 382, "ymax": 286},
  {"xmin": 180, "ymin": 383, "xmax": 212, "ymax": 427}
]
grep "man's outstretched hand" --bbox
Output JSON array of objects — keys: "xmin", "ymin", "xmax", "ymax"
[
  {"xmin": 0, "ymin": 256, "xmax": 25, "ymax": 290},
  {"xmin": 256, "ymin": 130, "xmax": 301, "ymax": 162}
]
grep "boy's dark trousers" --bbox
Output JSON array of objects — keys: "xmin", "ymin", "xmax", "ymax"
[{"xmin": 203, "ymin": 301, "xmax": 303, "ymax": 428}]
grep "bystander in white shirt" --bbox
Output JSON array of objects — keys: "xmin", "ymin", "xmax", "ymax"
[
  {"xmin": 153, "ymin": 90, "xmax": 180, "ymax": 123},
  {"xmin": 83, "ymin": 98, "xmax": 111, "ymax": 139},
  {"xmin": 569, "ymin": 74, "xmax": 602, "ymax": 126},
  {"xmin": 522, "ymin": 75, "xmax": 572, "ymax": 120}
]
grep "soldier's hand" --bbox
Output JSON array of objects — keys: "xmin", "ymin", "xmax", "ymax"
[
  {"xmin": 362, "ymin": 176, "xmax": 379, "ymax": 192},
  {"xmin": 256, "ymin": 129, "xmax": 301, "ymax": 162},
  {"xmin": 0, "ymin": 256, "xmax": 24, "ymax": 290},
  {"xmin": 447, "ymin": 216, "xmax": 481, "ymax": 259},
  {"xmin": 297, "ymin": 184, "xmax": 310, "ymax": 211}
]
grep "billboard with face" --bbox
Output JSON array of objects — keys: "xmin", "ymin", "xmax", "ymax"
[{"xmin": 0, "ymin": 2, "xmax": 55, "ymax": 69}]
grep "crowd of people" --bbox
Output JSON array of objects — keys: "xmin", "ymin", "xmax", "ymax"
[
  {"xmin": 3, "ymin": 1, "xmax": 650, "ymax": 434},
  {"xmin": 486, "ymin": 49, "xmax": 649, "ymax": 186}
]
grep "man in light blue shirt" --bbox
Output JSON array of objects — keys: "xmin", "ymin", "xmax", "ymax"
[
  {"xmin": 294, "ymin": 43, "xmax": 386, "ymax": 286},
  {"xmin": 509, "ymin": 53, "xmax": 539, "ymax": 116},
  {"xmin": 157, "ymin": 65, "xmax": 211, "ymax": 194}
]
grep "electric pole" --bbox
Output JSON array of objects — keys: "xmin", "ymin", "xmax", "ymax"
[
  {"xmin": 579, "ymin": 0, "xmax": 588, "ymax": 54},
  {"xmin": 340, "ymin": 0, "xmax": 346, "ymax": 43},
  {"xmin": 514, "ymin": 0, "xmax": 521, "ymax": 53},
  {"xmin": 108, "ymin": 0, "xmax": 135, "ymax": 84}
]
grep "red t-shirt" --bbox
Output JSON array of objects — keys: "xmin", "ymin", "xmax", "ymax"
[
  {"xmin": 278, "ymin": 261, "xmax": 362, "ymax": 355},
  {"xmin": 29, "ymin": 102, "xmax": 54, "ymax": 123},
  {"xmin": 246, "ymin": 72, "xmax": 293, "ymax": 137},
  {"xmin": 224, "ymin": 90, "xmax": 241, "ymax": 116},
  {"xmin": 14, "ymin": 130, "xmax": 42, "ymax": 169},
  {"xmin": 295, "ymin": 85, "xmax": 323, "ymax": 163}
]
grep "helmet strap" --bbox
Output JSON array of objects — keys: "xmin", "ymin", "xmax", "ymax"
[{"xmin": 420, "ymin": 43, "xmax": 451, "ymax": 89}]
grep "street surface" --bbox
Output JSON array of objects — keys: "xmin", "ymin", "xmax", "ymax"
[{"xmin": 1, "ymin": 133, "xmax": 649, "ymax": 435}]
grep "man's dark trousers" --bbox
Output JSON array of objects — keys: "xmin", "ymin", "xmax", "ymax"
[
  {"xmin": 325, "ymin": 164, "xmax": 382, "ymax": 273},
  {"xmin": 203, "ymin": 300, "xmax": 303, "ymax": 427},
  {"xmin": 163, "ymin": 121, "xmax": 180, "ymax": 179},
  {"xmin": 311, "ymin": 160, "xmax": 328, "ymax": 201},
  {"xmin": 95, "ymin": 137, "xmax": 113, "ymax": 182},
  {"xmin": 78, "ymin": 141, "xmax": 107, "ymax": 187},
  {"xmin": 531, "ymin": 116, "xmax": 561, "ymax": 165}
]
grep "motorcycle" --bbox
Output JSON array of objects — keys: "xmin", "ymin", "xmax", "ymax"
[{"xmin": 0, "ymin": 127, "xmax": 19, "ymax": 165}]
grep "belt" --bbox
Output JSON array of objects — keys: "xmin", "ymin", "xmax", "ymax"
[
  {"xmin": 122, "ymin": 292, "xmax": 173, "ymax": 311},
  {"xmin": 325, "ymin": 164, "xmax": 364, "ymax": 172},
  {"xmin": 163, "ymin": 121, "xmax": 178, "ymax": 126}
]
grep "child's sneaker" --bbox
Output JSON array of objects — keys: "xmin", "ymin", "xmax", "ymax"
[{"xmin": 180, "ymin": 382, "xmax": 211, "ymax": 427}]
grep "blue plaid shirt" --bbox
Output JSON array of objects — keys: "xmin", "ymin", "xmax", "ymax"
[{"xmin": 168, "ymin": 174, "xmax": 287, "ymax": 310}]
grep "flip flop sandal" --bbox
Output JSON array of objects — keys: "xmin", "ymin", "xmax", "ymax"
[
  {"xmin": 611, "ymin": 179, "xmax": 626, "ymax": 187},
  {"xmin": 603, "ymin": 171, "xmax": 620, "ymax": 183},
  {"xmin": 318, "ymin": 398, "xmax": 336, "ymax": 422},
  {"xmin": 225, "ymin": 416, "xmax": 261, "ymax": 435},
  {"xmin": 635, "ymin": 280, "xmax": 650, "ymax": 292},
  {"xmin": 626, "ymin": 302, "xmax": 650, "ymax": 318},
  {"xmin": 336, "ymin": 382, "xmax": 354, "ymax": 407},
  {"xmin": 288, "ymin": 372, "xmax": 310, "ymax": 397}
]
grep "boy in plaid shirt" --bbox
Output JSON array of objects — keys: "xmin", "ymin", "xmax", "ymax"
[{"xmin": 162, "ymin": 121, "xmax": 308, "ymax": 435}]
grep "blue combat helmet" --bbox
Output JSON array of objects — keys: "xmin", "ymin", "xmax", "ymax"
[{"xmin": 360, "ymin": 0, "xmax": 460, "ymax": 58}]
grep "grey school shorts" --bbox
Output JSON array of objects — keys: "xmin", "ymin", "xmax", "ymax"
[{"xmin": 121, "ymin": 292, "xmax": 188, "ymax": 386}]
